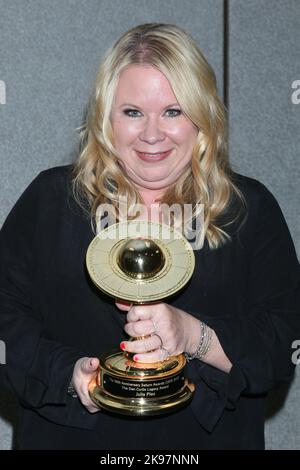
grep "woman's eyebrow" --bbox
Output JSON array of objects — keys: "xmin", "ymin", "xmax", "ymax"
[{"xmin": 118, "ymin": 102, "xmax": 180, "ymax": 109}]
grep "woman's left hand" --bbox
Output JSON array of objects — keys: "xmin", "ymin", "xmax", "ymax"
[{"xmin": 116, "ymin": 301, "xmax": 200, "ymax": 363}]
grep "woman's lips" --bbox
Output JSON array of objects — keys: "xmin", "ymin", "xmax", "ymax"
[{"xmin": 135, "ymin": 149, "xmax": 173, "ymax": 162}]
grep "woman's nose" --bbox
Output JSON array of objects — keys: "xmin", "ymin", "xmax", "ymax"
[{"xmin": 138, "ymin": 116, "xmax": 165, "ymax": 144}]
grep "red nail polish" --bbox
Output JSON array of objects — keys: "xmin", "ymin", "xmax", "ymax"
[
  {"xmin": 120, "ymin": 342, "xmax": 126, "ymax": 350},
  {"xmin": 133, "ymin": 355, "xmax": 139, "ymax": 361}
]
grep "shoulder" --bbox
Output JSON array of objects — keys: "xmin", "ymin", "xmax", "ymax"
[
  {"xmin": 216, "ymin": 171, "xmax": 288, "ymax": 242},
  {"xmin": 3, "ymin": 164, "xmax": 77, "ymax": 224},
  {"xmin": 34, "ymin": 164, "xmax": 74, "ymax": 190},
  {"xmin": 231, "ymin": 171, "xmax": 278, "ymax": 206},
  {"xmin": 32, "ymin": 164, "xmax": 87, "ymax": 219},
  {"xmin": 229, "ymin": 171, "xmax": 293, "ymax": 243},
  {"xmin": 230, "ymin": 171, "xmax": 284, "ymax": 224},
  {"xmin": 21, "ymin": 164, "xmax": 76, "ymax": 209}
]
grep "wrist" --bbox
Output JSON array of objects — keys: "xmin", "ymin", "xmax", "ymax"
[
  {"xmin": 177, "ymin": 308, "xmax": 200, "ymax": 355},
  {"xmin": 185, "ymin": 317, "xmax": 202, "ymax": 356},
  {"xmin": 185, "ymin": 319, "xmax": 213, "ymax": 363}
]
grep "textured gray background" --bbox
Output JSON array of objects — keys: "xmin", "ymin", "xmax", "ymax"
[
  {"xmin": 0, "ymin": 0, "xmax": 299, "ymax": 450},
  {"xmin": 229, "ymin": 0, "xmax": 300, "ymax": 450}
]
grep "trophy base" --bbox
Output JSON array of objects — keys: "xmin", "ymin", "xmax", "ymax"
[{"xmin": 88, "ymin": 349, "xmax": 195, "ymax": 416}]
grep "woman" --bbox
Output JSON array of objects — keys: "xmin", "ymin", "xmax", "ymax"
[{"xmin": 0, "ymin": 23, "xmax": 299, "ymax": 450}]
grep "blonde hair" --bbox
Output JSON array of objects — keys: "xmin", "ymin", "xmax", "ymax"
[{"xmin": 72, "ymin": 23, "xmax": 246, "ymax": 249}]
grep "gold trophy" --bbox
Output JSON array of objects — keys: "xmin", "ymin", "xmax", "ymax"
[{"xmin": 86, "ymin": 220, "xmax": 195, "ymax": 416}]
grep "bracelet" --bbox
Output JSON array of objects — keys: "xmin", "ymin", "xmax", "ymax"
[
  {"xmin": 67, "ymin": 381, "xmax": 78, "ymax": 399},
  {"xmin": 184, "ymin": 321, "xmax": 213, "ymax": 363}
]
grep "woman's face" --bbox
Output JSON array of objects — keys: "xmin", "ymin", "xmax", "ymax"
[{"xmin": 110, "ymin": 65, "xmax": 198, "ymax": 192}]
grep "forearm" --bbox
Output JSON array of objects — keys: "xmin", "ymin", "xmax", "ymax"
[{"xmin": 185, "ymin": 315, "xmax": 232, "ymax": 374}]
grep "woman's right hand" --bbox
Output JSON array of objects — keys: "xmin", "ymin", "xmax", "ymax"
[{"xmin": 72, "ymin": 357, "xmax": 101, "ymax": 413}]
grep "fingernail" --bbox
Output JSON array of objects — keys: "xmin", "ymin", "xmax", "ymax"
[
  {"xmin": 120, "ymin": 342, "xmax": 126, "ymax": 351},
  {"xmin": 133, "ymin": 355, "xmax": 139, "ymax": 362}
]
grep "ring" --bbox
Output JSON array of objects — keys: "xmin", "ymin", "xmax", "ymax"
[
  {"xmin": 160, "ymin": 346, "xmax": 171, "ymax": 361},
  {"xmin": 152, "ymin": 333, "xmax": 163, "ymax": 349},
  {"xmin": 151, "ymin": 319, "xmax": 157, "ymax": 333}
]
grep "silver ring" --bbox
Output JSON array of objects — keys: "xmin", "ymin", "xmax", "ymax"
[
  {"xmin": 152, "ymin": 333, "xmax": 163, "ymax": 349},
  {"xmin": 151, "ymin": 319, "xmax": 158, "ymax": 334},
  {"xmin": 160, "ymin": 346, "xmax": 171, "ymax": 361}
]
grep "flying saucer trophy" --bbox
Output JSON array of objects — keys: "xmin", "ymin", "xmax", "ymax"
[{"xmin": 86, "ymin": 220, "xmax": 195, "ymax": 416}]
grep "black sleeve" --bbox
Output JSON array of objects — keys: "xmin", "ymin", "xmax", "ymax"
[
  {"xmin": 187, "ymin": 182, "xmax": 300, "ymax": 432},
  {"xmin": 0, "ymin": 172, "xmax": 99, "ymax": 429}
]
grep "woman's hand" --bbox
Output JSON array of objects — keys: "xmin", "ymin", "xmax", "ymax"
[
  {"xmin": 72, "ymin": 357, "xmax": 101, "ymax": 413},
  {"xmin": 116, "ymin": 301, "xmax": 201, "ymax": 363}
]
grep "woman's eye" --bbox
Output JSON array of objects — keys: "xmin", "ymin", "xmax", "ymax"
[
  {"xmin": 165, "ymin": 109, "xmax": 181, "ymax": 117},
  {"xmin": 122, "ymin": 108, "xmax": 182, "ymax": 118},
  {"xmin": 123, "ymin": 109, "xmax": 141, "ymax": 118}
]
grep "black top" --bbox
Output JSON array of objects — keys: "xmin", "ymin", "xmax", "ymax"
[{"xmin": 0, "ymin": 165, "xmax": 299, "ymax": 450}]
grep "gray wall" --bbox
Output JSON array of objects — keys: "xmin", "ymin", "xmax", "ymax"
[
  {"xmin": 0, "ymin": 0, "xmax": 299, "ymax": 450},
  {"xmin": 229, "ymin": 0, "xmax": 300, "ymax": 449}
]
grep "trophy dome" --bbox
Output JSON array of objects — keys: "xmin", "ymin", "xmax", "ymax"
[{"xmin": 117, "ymin": 238, "xmax": 165, "ymax": 280}]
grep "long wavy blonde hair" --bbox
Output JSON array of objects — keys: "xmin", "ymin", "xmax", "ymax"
[{"xmin": 72, "ymin": 23, "xmax": 246, "ymax": 249}]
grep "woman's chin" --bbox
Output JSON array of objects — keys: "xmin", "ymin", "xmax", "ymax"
[
  {"xmin": 129, "ymin": 172, "xmax": 174, "ymax": 189},
  {"xmin": 134, "ymin": 178, "xmax": 172, "ymax": 192}
]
